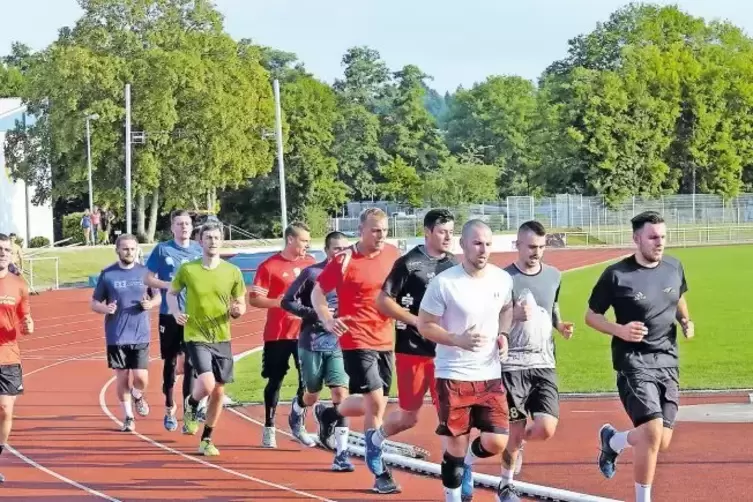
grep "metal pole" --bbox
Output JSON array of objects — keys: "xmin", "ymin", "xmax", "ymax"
[
  {"xmin": 125, "ymin": 83, "xmax": 132, "ymax": 234},
  {"xmin": 692, "ymin": 165, "xmax": 696, "ymax": 225},
  {"xmin": 273, "ymin": 79, "xmax": 288, "ymax": 236},
  {"xmin": 86, "ymin": 117, "xmax": 93, "ymax": 213},
  {"xmin": 22, "ymin": 112, "xmax": 31, "ymax": 246}
]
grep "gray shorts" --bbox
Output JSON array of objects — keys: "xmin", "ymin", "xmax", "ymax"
[
  {"xmin": 616, "ymin": 367, "xmax": 679, "ymax": 429},
  {"xmin": 185, "ymin": 341, "xmax": 234, "ymax": 385},
  {"xmin": 501, "ymin": 368, "xmax": 559, "ymax": 422}
]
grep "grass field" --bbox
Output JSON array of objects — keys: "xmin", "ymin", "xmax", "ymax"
[{"xmin": 226, "ymin": 244, "xmax": 753, "ymax": 404}]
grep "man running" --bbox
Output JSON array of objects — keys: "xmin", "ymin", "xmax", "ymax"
[
  {"xmin": 418, "ymin": 219, "xmax": 520, "ymax": 502},
  {"xmin": 311, "ymin": 207, "xmax": 401, "ymax": 494},
  {"xmin": 145, "ymin": 209, "xmax": 206, "ymax": 432},
  {"xmin": 91, "ymin": 234, "xmax": 161, "ymax": 431},
  {"xmin": 499, "ymin": 221, "xmax": 574, "ymax": 486},
  {"xmin": 168, "ymin": 222, "xmax": 247, "ymax": 456},
  {"xmin": 0, "ymin": 233, "xmax": 34, "ymax": 484},
  {"xmin": 375, "ymin": 209, "xmax": 457, "ymax": 441},
  {"xmin": 281, "ymin": 230, "xmax": 354, "ymax": 471},
  {"xmin": 586, "ymin": 211, "xmax": 693, "ymax": 502},
  {"xmin": 249, "ymin": 222, "xmax": 316, "ymax": 448}
]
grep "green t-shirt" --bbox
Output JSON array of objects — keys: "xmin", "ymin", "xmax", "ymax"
[{"xmin": 171, "ymin": 260, "xmax": 247, "ymax": 343}]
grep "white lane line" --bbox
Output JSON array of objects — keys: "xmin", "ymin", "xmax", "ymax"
[
  {"xmin": 98, "ymin": 374, "xmax": 337, "ymax": 502},
  {"xmin": 8, "ymin": 349, "xmax": 122, "ymax": 501}
]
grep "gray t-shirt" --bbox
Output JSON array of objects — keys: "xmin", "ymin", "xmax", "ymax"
[
  {"xmin": 588, "ymin": 255, "xmax": 688, "ymax": 371},
  {"xmin": 502, "ymin": 263, "xmax": 562, "ymax": 371}
]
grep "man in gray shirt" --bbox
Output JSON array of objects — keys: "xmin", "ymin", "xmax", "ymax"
[
  {"xmin": 586, "ymin": 211, "xmax": 693, "ymax": 502},
  {"xmin": 500, "ymin": 221, "xmax": 575, "ymax": 486}
]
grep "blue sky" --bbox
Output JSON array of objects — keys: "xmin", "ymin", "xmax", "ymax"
[{"xmin": 2, "ymin": 0, "xmax": 752, "ymax": 93}]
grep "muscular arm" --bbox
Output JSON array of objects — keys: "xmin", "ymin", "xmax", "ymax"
[
  {"xmin": 417, "ymin": 310, "xmax": 458, "ymax": 347},
  {"xmin": 145, "ymin": 271, "xmax": 171, "ymax": 291},
  {"xmin": 585, "ymin": 309, "xmax": 621, "ymax": 337},
  {"xmin": 376, "ymin": 291, "xmax": 418, "ymax": 327}
]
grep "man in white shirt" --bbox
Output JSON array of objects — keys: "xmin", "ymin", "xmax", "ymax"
[{"xmin": 418, "ymin": 220, "xmax": 521, "ymax": 502}]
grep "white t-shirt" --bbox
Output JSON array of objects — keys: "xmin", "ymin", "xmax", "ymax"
[{"xmin": 419, "ymin": 263, "xmax": 513, "ymax": 381}]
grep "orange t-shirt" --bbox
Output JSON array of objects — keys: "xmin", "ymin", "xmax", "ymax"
[
  {"xmin": 0, "ymin": 273, "xmax": 30, "ymax": 365},
  {"xmin": 251, "ymin": 252, "xmax": 317, "ymax": 342},
  {"xmin": 317, "ymin": 243, "xmax": 400, "ymax": 351}
]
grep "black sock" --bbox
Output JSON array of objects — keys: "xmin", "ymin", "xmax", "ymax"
[
  {"xmin": 201, "ymin": 425, "xmax": 213, "ymax": 441},
  {"xmin": 188, "ymin": 395, "xmax": 200, "ymax": 412},
  {"xmin": 164, "ymin": 387, "xmax": 174, "ymax": 408},
  {"xmin": 264, "ymin": 378, "xmax": 282, "ymax": 427},
  {"xmin": 470, "ymin": 436, "xmax": 495, "ymax": 459},
  {"xmin": 296, "ymin": 394, "xmax": 306, "ymax": 409}
]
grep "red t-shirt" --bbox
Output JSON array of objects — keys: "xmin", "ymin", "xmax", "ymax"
[
  {"xmin": 317, "ymin": 243, "xmax": 400, "ymax": 351},
  {"xmin": 0, "ymin": 273, "xmax": 30, "ymax": 366},
  {"xmin": 251, "ymin": 252, "xmax": 316, "ymax": 342}
]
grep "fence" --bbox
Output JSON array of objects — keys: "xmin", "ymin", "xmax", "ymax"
[{"xmin": 330, "ymin": 193, "xmax": 753, "ymax": 238}]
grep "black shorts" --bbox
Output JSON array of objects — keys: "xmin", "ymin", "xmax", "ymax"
[
  {"xmin": 261, "ymin": 340, "xmax": 300, "ymax": 381},
  {"xmin": 0, "ymin": 364, "xmax": 23, "ymax": 396},
  {"xmin": 342, "ymin": 349, "xmax": 393, "ymax": 396},
  {"xmin": 159, "ymin": 314, "xmax": 185, "ymax": 360},
  {"xmin": 185, "ymin": 341, "xmax": 234, "ymax": 384},
  {"xmin": 617, "ymin": 367, "xmax": 679, "ymax": 429},
  {"xmin": 107, "ymin": 344, "xmax": 150, "ymax": 370},
  {"xmin": 501, "ymin": 368, "xmax": 560, "ymax": 422}
]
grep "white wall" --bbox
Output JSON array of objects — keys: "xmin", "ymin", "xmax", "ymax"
[{"xmin": 0, "ymin": 130, "xmax": 55, "ymax": 247}]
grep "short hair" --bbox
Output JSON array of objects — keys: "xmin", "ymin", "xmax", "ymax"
[
  {"xmin": 631, "ymin": 211, "xmax": 665, "ymax": 232},
  {"xmin": 518, "ymin": 220, "xmax": 546, "ymax": 237},
  {"xmin": 359, "ymin": 207, "xmax": 387, "ymax": 224},
  {"xmin": 115, "ymin": 233, "xmax": 138, "ymax": 248},
  {"xmin": 423, "ymin": 209, "xmax": 454, "ymax": 231},
  {"xmin": 199, "ymin": 222, "xmax": 223, "ymax": 240},
  {"xmin": 324, "ymin": 231, "xmax": 347, "ymax": 249},
  {"xmin": 0, "ymin": 233, "xmax": 9, "ymax": 243},
  {"xmin": 9, "ymin": 233, "xmax": 16, "ymax": 238},
  {"xmin": 284, "ymin": 221, "xmax": 310, "ymax": 240},
  {"xmin": 170, "ymin": 209, "xmax": 192, "ymax": 222},
  {"xmin": 461, "ymin": 219, "xmax": 491, "ymax": 241}
]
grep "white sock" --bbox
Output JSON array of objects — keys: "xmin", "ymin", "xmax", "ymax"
[
  {"xmin": 501, "ymin": 467, "xmax": 514, "ymax": 483},
  {"xmin": 444, "ymin": 486, "xmax": 461, "ymax": 502},
  {"xmin": 292, "ymin": 399, "xmax": 304, "ymax": 414},
  {"xmin": 464, "ymin": 442, "xmax": 478, "ymax": 466},
  {"xmin": 372, "ymin": 426, "xmax": 386, "ymax": 447},
  {"xmin": 335, "ymin": 427, "xmax": 349, "ymax": 454},
  {"xmin": 609, "ymin": 431, "xmax": 631, "ymax": 452},
  {"xmin": 131, "ymin": 388, "xmax": 143, "ymax": 400},
  {"xmin": 635, "ymin": 482, "xmax": 651, "ymax": 502},
  {"xmin": 199, "ymin": 396, "xmax": 209, "ymax": 408},
  {"xmin": 121, "ymin": 400, "xmax": 133, "ymax": 418}
]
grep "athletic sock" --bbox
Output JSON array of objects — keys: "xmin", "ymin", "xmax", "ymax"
[
  {"xmin": 201, "ymin": 425, "xmax": 214, "ymax": 441},
  {"xmin": 372, "ymin": 425, "xmax": 387, "ymax": 447},
  {"xmin": 131, "ymin": 388, "xmax": 143, "ymax": 400},
  {"xmin": 334, "ymin": 426, "xmax": 349, "ymax": 454},
  {"xmin": 121, "ymin": 400, "xmax": 133, "ymax": 418},
  {"xmin": 501, "ymin": 467, "xmax": 514, "ymax": 483},
  {"xmin": 635, "ymin": 483, "xmax": 651, "ymax": 502},
  {"xmin": 444, "ymin": 486, "xmax": 462, "ymax": 502},
  {"xmin": 187, "ymin": 396, "xmax": 200, "ymax": 412},
  {"xmin": 465, "ymin": 436, "xmax": 494, "ymax": 466},
  {"xmin": 609, "ymin": 430, "xmax": 631, "ymax": 452}
]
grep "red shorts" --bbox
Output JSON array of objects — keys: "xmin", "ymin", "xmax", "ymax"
[
  {"xmin": 395, "ymin": 354, "xmax": 437, "ymax": 411},
  {"xmin": 435, "ymin": 378, "xmax": 510, "ymax": 437}
]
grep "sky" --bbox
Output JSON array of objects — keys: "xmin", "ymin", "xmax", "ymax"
[{"xmin": 1, "ymin": 0, "xmax": 753, "ymax": 93}]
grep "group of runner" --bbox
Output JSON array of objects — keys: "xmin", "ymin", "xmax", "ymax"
[{"xmin": 0, "ymin": 206, "xmax": 692, "ymax": 502}]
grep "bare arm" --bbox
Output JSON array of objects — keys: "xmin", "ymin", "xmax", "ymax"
[
  {"xmin": 167, "ymin": 288, "xmax": 182, "ymax": 317},
  {"xmin": 145, "ymin": 271, "xmax": 172, "ymax": 291},
  {"xmin": 311, "ymin": 283, "xmax": 333, "ymax": 324},
  {"xmin": 417, "ymin": 310, "xmax": 459, "ymax": 346},
  {"xmin": 376, "ymin": 291, "xmax": 418, "ymax": 327},
  {"xmin": 90, "ymin": 299, "xmax": 115, "ymax": 315},
  {"xmin": 248, "ymin": 294, "xmax": 281, "ymax": 309},
  {"xmin": 676, "ymin": 295, "xmax": 690, "ymax": 322},
  {"xmin": 498, "ymin": 299, "xmax": 513, "ymax": 335},
  {"xmin": 585, "ymin": 308, "xmax": 620, "ymax": 337}
]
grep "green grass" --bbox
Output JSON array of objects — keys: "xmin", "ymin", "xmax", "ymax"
[{"xmin": 226, "ymin": 244, "xmax": 753, "ymax": 403}]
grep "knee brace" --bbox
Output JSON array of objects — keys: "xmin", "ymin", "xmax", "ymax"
[{"xmin": 441, "ymin": 451, "xmax": 465, "ymax": 489}]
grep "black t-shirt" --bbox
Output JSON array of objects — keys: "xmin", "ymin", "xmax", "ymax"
[
  {"xmin": 381, "ymin": 245, "xmax": 459, "ymax": 357},
  {"xmin": 588, "ymin": 254, "xmax": 688, "ymax": 371}
]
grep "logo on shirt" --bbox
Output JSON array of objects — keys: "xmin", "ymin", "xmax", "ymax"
[
  {"xmin": 165, "ymin": 257, "xmax": 175, "ymax": 267},
  {"xmin": 633, "ymin": 292, "xmax": 647, "ymax": 301},
  {"xmin": 293, "ymin": 267, "xmax": 301, "ymax": 277},
  {"xmin": 113, "ymin": 280, "xmax": 145, "ymax": 289},
  {"xmin": 0, "ymin": 295, "xmax": 17, "ymax": 306},
  {"xmin": 663, "ymin": 287, "xmax": 674, "ymax": 294}
]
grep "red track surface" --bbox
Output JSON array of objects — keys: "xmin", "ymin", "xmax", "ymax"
[{"xmin": 4, "ymin": 248, "xmax": 751, "ymax": 501}]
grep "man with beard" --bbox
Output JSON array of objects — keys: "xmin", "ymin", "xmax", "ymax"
[
  {"xmin": 92, "ymin": 234, "xmax": 161, "ymax": 431},
  {"xmin": 250, "ymin": 222, "xmax": 317, "ymax": 449},
  {"xmin": 375, "ymin": 209, "xmax": 458, "ymax": 444},
  {"xmin": 311, "ymin": 207, "xmax": 402, "ymax": 494},
  {"xmin": 417, "ymin": 219, "xmax": 520, "ymax": 502},
  {"xmin": 0, "ymin": 233, "xmax": 34, "ymax": 484},
  {"xmin": 169, "ymin": 223, "xmax": 247, "ymax": 456},
  {"xmin": 586, "ymin": 211, "xmax": 694, "ymax": 502},
  {"xmin": 145, "ymin": 210, "xmax": 206, "ymax": 432},
  {"xmin": 499, "ymin": 221, "xmax": 574, "ymax": 487}
]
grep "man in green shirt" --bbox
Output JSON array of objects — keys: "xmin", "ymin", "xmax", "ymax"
[{"xmin": 167, "ymin": 223, "xmax": 247, "ymax": 456}]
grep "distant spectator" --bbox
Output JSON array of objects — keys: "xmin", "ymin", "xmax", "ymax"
[
  {"xmin": 8, "ymin": 233, "xmax": 23, "ymax": 274},
  {"xmin": 81, "ymin": 209, "xmax": 92, "ymax": 245},
  {"xmin": 91, "ymin": 206, "xmax": 102, "ymax": 245},
  {"xmin": 103, "ymin": 207, "xmax": 116, "ymax": 244}
]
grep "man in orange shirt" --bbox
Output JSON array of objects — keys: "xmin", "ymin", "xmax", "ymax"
[
  {"xmin": 250, "ymin": 222, "xmax": 316, "ymax": 449},
  {"xmin": 0, "ymin": 233, "xmax": 34, "ymax": 483},
  {"xmin": 311, "ymin": 208, "xmax": 401, "ymax": 494}
]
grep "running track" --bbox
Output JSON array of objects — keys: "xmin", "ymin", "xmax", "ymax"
[{"xmin": 4, "ymin": 248, "xmax": 752, "ymax": 501}]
